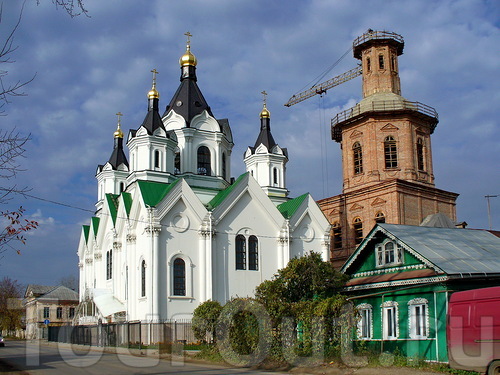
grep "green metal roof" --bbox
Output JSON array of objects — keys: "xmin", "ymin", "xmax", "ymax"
[
  {"xmin": 122, "ymin": 192, "xmax": 132, "ymax": 217},
  {"xmin": 277, "ymin": 193, "xmax": 308, "ymax": 219},
  {"xmin": 105, "ymin": 194, "xmax": 119, "ymax": 225},
  {"xmin": 82, "ymin": 225, "xmax": 90, "ymax": 244},
  {"xmin": 207, "ymin": 172, "xmax": 248, "ymax": 210},
  {"xmin": 137, "ymin": 179, "xmax": 179, "ymax": 207},
  {"xmin": 91, "ymin": 217, "xmax": 100, "ymax": 237}
]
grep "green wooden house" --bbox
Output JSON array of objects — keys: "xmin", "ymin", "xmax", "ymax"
[{"xmin": 341, "ymin": 223, "xmax": 500, "ymax": 362}]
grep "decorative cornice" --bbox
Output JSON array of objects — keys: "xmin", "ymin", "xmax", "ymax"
[
  {"xmin": 85, "ymin": 257, "xmax": 93, "ymax": 264},
  {"xmin": 145, "ymin": 226, "xmax": 161, "ymax": 236},
  {"xmin": 94, "ymin": 252, "xmax": 102, "ymax": 260},
  {"xmin": 353, "ymin": 263, "xmax": 425, "ymax": 278},
  {"xmin": 113, "ymin": 241, "xmax": 122, "ymax": 251},
  {"xmin": 344, "ymin": 275, "xmax": 449, "ymax": 291}
]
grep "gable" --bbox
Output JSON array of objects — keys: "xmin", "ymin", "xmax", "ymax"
[{"xmin": 137, "ymin": 179, "xmax": 179, "ymax": 207}]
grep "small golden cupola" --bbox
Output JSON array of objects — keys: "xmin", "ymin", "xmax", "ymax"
[
  {"xmin": 148, "ymin": 68, "xmax": 160, "ymax": 100},
  {"xmin": 114, "ymin": 111, "xmax": 124, "ymax": 138},
  {"xmin": 260, "ymin": 90, "xmax": 270, "ymax": 119},
  {"xmin": 179, "ymin": 31, "xmax": 197, "ymax": 67}
]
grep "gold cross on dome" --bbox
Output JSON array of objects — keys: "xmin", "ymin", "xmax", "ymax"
[
  {"xmin": 261, "ymin": 90, "xmax": 268, "ymax": 106},
  {"xmin": 151, "ymin": 68, "xmax": 159, "ymax": 86},
  {"xmin": 184, "ymin": 31, "xmax": 192, "ymax": 46},
  {"xmin": 116, "ymin": 112, "xmax": 123, "ymax": 126}
]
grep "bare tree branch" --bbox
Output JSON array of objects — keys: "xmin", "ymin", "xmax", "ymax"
[{"xmin": 37, "ymin": 0, "xmax": 89, "ymax": 18}]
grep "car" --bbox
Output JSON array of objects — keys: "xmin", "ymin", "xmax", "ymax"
[{"xmin": 0, "ymin": 335, "xmax": 4, "ymax": 347}]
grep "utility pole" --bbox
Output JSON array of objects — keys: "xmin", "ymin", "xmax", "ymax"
[{"xmin": 485, "ymin": 195, "xmax": 498, "ymax": 230}]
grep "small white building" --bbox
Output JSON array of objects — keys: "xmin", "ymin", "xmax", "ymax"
[{"xmin": 76, "ymin": 39, "xmax": 330, "ymax": 323}]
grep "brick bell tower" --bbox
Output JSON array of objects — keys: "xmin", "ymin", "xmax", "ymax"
[{"xmin": 317, "ymin": 30, "xmax": 458, "ymax": 269}]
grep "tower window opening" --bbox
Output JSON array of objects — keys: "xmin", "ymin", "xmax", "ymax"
[
  {"xmin": 353, "ymin": 217, "xmax": 363, "ymax": 245},
  {"xmin": 417, "ymin": 138, "xmax": 425, "ymax": 171},
  {"xmin": 353, "ymin": 142, "xmax": 363, "ymax": 174},
  {"xmin": 222, "ymin": 153, "xmax": 227, "ymax": 180},
  {"xmin": 391, "ymin": 55, "xmax": 396, "ymax": 71},
  {"xmin": 384, "ymin": 136, "xmax": 398, "ymax": 168},
  {"xmin": 366, "ymin": 57, "xmax": 371, "ymax": 72},
  {"xmin": 154, "ymin": 150, "xmax": 160, "ymax": 169},
  {"xmin": 106, "ymin": 250, "xmax": 113, "ymax": 280},
  {"xmin": 379, "ymin": 55, "xmax": 385, "ymax": 70},
  {"xmin": 174, "ymin": 148, "xmax": 181, "ymax": 174},
  {"xmin": 273, "ymin": 167, "xmax": 278, "ymax": 186},
  {"xmin": 197, "ymin": 146, "xmax": 211, "ymax": 176},
  {"xmin": 375, "ymin": 212, "xmax": 386, "ymax": 224},
  {"xmin": 332, "ymin": 222, "xmax": 342, "ymax": 251},
  {"xmin": 119, "ymin": 182, "xmax": 125, "ymax": 193}
]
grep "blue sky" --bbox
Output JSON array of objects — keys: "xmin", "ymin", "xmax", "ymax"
[{"xmin": 0, "ymin": 0, "xmax": 498, "ymax": 286}]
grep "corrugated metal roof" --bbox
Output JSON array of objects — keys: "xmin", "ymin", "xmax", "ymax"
[
  {"xmin": 277, "ymin": 193, "xmax": 308, "ymax": 219},
  {"xmin": 39, "ymin": 285, "xmax": 78, "ymax": 301},
  {"xmin": 207, "ymin": 173, "xmax": 247, "ymax": 210},
  {"xmin": 137, "ymin": 179, "xmax": 179, "ymax": 207},
  {"xmin": 379, "ymin": 224, "xmax": 500, "ymax": 275}
]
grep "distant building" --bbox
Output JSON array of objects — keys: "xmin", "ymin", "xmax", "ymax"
[
  {"xmin": 76, "ymin": 36, "xmax": 330, "ymax": 323},
  {"xmin": 24, "ymin": 285, "xmax": 79, "ymax": 339},
  {"xmin": 341, "ymin": 223, "xmax": 500, "ymax": 362},
  {"xmin": 317, "ymin": 30, "xmax": 458, "ymax": 269}
]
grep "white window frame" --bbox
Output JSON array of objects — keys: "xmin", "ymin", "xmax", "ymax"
[
  {"xmin": 167, "ymin": 253, "xmax": 193, "ymax": 299},
  {"xmin": 408, "ymin": 298, "xmax": 429, "ymax": 339},
  {"xmin": 382, "ymin": 301, "xmax": 399, "ymax": 340},
  {"xmin": 376, "ymin": 240, "xmax": 404, "ymax": 267},
  {"xmin": 357, "ymin": 303, "xmax": 373, "ymax": 340}
]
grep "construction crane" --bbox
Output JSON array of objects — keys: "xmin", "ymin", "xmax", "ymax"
[{"xmin": 284, "ymin": 65, "xmax": 362, "ymax": 107}]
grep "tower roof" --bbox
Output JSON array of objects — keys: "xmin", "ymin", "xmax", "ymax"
[
  {"xmin": 163, "ymin": 34, "xmax": 213, "ymax": 125},
  {"xmin": 249, "ymin": 97, "xmax": 287, "ymax": 157},
  {"xmin": 139, "ymin": 70, "xmax": 165, "ymax": 135},
  {"xmin": 106, "ymin": 113, "xmax": 129, "ymax": 170}
]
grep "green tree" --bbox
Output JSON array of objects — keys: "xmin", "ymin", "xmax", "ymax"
[
  {"xmin": 0, "ymin": 276, "xmax": 24, "ymax": 335},
  {"xmin": 192, "ymin": 300, "xmax": 222, "ymax": 343}
]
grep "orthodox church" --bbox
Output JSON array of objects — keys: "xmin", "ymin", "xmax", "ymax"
[{"xmin": 76, "ymin": 37, "xmax": 330, "ymax": 323}]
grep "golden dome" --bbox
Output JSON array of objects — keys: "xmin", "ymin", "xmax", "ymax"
[
  {"xmin": 114, "ymin": 127, "xmax": 124, "ymax": 138},
  {"xmin": 260, "ymin": 105, "xmax": 270, "ymax": 119},
  {"xmin": 148, "ymin": 86, "xmax": 160, "ymax": 99},
  {"xmin": 180, "ymin": 45, "xmax": 197, "ymax": 67},
  {"xmin": 114, "ymin": 112, "xmax": 124, "ymax": 138}
]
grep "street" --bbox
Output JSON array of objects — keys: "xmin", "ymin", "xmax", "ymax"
[{"xmin": 0, "ymin": 340, "xmax": 279, "ymax": 374}]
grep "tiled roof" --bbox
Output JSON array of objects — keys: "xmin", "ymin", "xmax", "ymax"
[
  {"xmin": 207, "ymin": 173, "xmax": 248, "ymax": 210},
  {"xmin": 277, "ymin": 193, "xmax": 308, "ymax": 219},
  {"xmin": 137, "ymin": 179, "xmax": 179, "ymax": 207}
]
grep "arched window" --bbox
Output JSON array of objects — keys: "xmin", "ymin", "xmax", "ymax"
[
  {"xmin": 106, "ymin": 250, "xmax": 113, "ymax": 280},
  {"xmin": 366, "ymin": 57, "xmax": 371, "ymax": 72},
  {"xmin": 197, "ymin": 146, "xmax": 211, "ymax": 176},
  {"xmin": 332, "ymin": 222, "xmax": 342, "ymax": 250},
  {"xmin": 174, "ymin": 148, "xmax": 181, "ymax": 174},
  {"xmin": 154, "ymin": 150, "xmax": 160, "ymax": 169},
  {"xmin": 222, "ymin": 153, "xmax": 227, "ymax": 180},
  {"xmin": 375, "ymin": 212, "xmax": 385, "ymax": 223},
  {"xmin": 248, "ymin": 235, "xmax": 258, "ymax": 271},
  {"xmin": 384, "ymin": 136, "xmax": 398, "ymax": 168},
  {"xmin": 235, "ymin": 234, "xmax": 246, "ymax": 270},
  {"xmin": 376, "ymin": 240, "xmax": 404, "ymax": 267},
  {"xmin": 273, "ymin": 168, "xmax": 278, "ymax": 185},
  {"xmin": 353, "ymin": 142, "xmax": 363, "ymax": 174},
  {"xmin": 379, "ymin": 54, "xmax": 385, "ymax": 70},
  {"xmin": 173, "ymin": 258, "xmax": 186, "ymax": 296},
  {"xmin": 417, "ymin": 138, "xmax": 424, "ymax": 171},
  {"xmin": 141, "ymin": 260, "xmax": 146, "ymax": 297},
  {"xmin": 353, "ymin": 217, "xmax": 363, "ymax": 245}
]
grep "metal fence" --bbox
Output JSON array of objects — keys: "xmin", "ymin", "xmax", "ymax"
[{"xmin": 48, "ymin": 320, "xmax": 196, "ymax": 348}]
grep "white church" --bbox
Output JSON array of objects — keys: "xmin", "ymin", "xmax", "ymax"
[{"xmin": 76, "ymin": 37, "xmax": 330, "ymax": 323}]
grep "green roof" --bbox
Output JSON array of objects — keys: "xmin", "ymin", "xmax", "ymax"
[
  {"xmin": 91, "ymin": 217, "xmax": 100, "ymax": 237},
  {"xmin": 207, "ymin": 172, "xmax": 248, "ymax": 210},
  {"xmin": 137, "ymin": 179, "xmax": 179, "ymax": 207},
  {"xmin": 105, "ymin": 194, "xmax": 119, "ymax": 225},
  {"xmin": 277, "ymin": 193, "xmax": 309, "ymax": 219},
  {"xmin": 82, "ymin": 225, "xmax": 90, "ymax": 244},
  {"xmin": 122, "ymin": 192, "xmax": 132, "ymax": 217}
]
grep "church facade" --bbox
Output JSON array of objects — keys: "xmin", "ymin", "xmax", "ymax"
[
  {"xmin": 76, "ymin": 38, "xmax": 330, "ymax": 323},
  {"xmin": 317, "ymin": 31, "xmax": 459, "ymax": 269}
]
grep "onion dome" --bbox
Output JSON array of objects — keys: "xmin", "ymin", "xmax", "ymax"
[
  {"xmin": 114, "ymin": 112, "xmax": 124, "ymax": 138},
  {"xmin": 180, "ymin": 45, "xmax": 197, "ymax": 67},
  {"xmin": 260, "ymin": 104, "xmax": 270, "ymax": 119}
]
